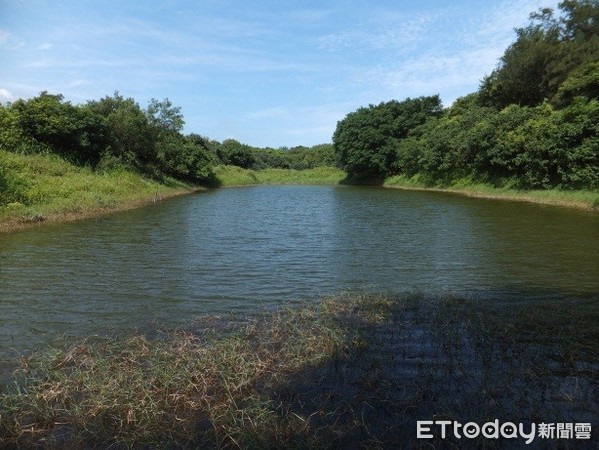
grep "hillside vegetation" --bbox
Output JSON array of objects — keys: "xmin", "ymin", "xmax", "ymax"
[
  {"xmin": 213, "ymin": 165, "xmax": 345, "ymax": 186},
  {"xmin": 1, "ymin": 1, "xmax": 598, "ymax": 222},
  {"xmin": 0, "ymin": 93, "xmax": 333, "ymax": 227},
  {"xmin": 0, "ymin": 150, "xmax": 196, "ymax": 231},
  {"xmin": 334, "ymin": 1, "xmax": 599, "ymax": 191}
]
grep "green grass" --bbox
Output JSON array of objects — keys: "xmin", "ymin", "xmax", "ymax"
[
  {"xmin": 384, "ymin": 174, "xmax": 599, "ymax": 210},
  {"xmin": 214, "ymin": 165, "xmax": 346, "ymax": 187},
  {"xmin": 214, "ymin": 165, "xmax": 599, "ymax": 211},
  {"xmin": 1, "ymin": 292, "xmax": 597, "ymax": 448},
  {"xmin": 0, "ymin": 151, "xmax": 195, "ymax": 231}
]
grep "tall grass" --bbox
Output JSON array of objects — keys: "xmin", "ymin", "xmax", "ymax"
[
  {"xmin": 214, "ymin": 165, "xmax": 345, "ymax": 187},
  {"xmin": 1, "ymin": 293, "xmax": 597, "ymax": 448},
  {"xmin": 384, "ymin": 174, "xmax": 599, "ymax": 211},
  {"xmin": 0, "ymin": 151, "xmax": 195, "ymax": 231}
]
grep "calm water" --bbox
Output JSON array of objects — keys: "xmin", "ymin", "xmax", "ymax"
[{"xmin": 1, "ymin": 185, "xmax": 598, "ymax": 357}]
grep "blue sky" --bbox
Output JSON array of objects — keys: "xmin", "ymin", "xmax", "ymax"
[{"xmin": 1, "ymin": 0, "xmax": 559, "ymax": 148}]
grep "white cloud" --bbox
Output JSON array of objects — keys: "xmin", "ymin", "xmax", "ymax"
[
  {"xmin": 317, "ymin": 13, "xmax": 434, "ymax": 53},
  {"xmin": 67, "ymin": 79, "xmax": 87, "ymax": 88},
  {"xmin": 0, "ymin": 29, "xmax": 24, "ymax": 50},
  {"xmin": 0, "ymin": 88, "xmax": 14, "ymax": 101},
  {"xmin": 0, "ymin": 30, "xmax": 10, "ymax": 45},
  {"xmin": 240, "ymin": 102, "xmax": 355, "ymax": 146},
  {"xmin": 346, "ymin": 0, "xmax": 561, "ymax": 107}
]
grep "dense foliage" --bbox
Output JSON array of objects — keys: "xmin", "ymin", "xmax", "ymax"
[
  {"xmin": 1, "ymin": 1, "xmax": 597, "ymax": 202},
  {"xmin": 334, "ymin": 1, "xmax": 599, "ymax": 189},
  {"xmin": 0, "ymin": 92, "xmax": 217, "ymax": 185},
  {"xmin": 0, "ymin": 92, "xmax": 335, "ymax": 206},
  {"xmin": 214, "ymin": 139, "xmax": 335, "ymax": 171},
  {"xmin": 333, "ymin": 96, "xmax": 443, "ymax": 180},
  {"xmin": 479, "ymin": 0, "xmax": 599, "ymax": 109}
]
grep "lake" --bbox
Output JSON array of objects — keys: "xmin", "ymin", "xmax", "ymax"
[{"xmin": 1, "ymin": 185, "xmax": 598, "ymax": 357}]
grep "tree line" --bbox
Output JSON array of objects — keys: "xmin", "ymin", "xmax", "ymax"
[
  {"xmin": 0, "ymin": 92, "xmax": 334, "ymax": 197},
  {"xmin": 334, "ymin": 0, "xmax": 598, "ymax": 189},
  {"xmin": 1, "ymin": 1, "xmax": 597, "ymax": 202}
]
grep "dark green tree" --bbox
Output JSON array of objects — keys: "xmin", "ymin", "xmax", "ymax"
[
  {"xmin": 87, "ymin": 92, "xmax": 156, "ymax": 169},
  {"xmin": 154, "ymin": 133, "xmax": 215, "ymax": 183},
  {"xmin": 146, "ymin": 98, "xmax": 185, "ymax": 134},
  {"xmin": 301, "ymin": 144, "xmax": 336, "ymax": 168},
  {"xmin": 217, "ymin": 139, "xmax": 256, "ymax": 169},
  {"xmin": 553, "ymin": 60, "xmax": 599, "ymax": 106},
  {"xmin": 0, "ymin": 103, "xmax": 36, "ymax": 153},
  {"xmin": 333, "ymin": 96, "xmax": 443, "ymax": 180},
  {"xmin": 479, "ymin": 0, "xmax": 599, "ymax": 108},
  {"xmin": 11, "ymin": 92, "xmax": 107, "ymax": 164},
  {"xmin": 479, "ymin": 27, "xmax": 558, "ymax": 107}
]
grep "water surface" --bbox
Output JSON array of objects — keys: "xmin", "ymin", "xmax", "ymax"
[{"xmin": 1, "ymin": 185, "xmax": 598, "ymax": 357}]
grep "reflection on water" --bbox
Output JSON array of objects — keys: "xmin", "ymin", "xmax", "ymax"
[{"xmin": 1, "ymin": 185, "xmax": 598, "ymax": 356}]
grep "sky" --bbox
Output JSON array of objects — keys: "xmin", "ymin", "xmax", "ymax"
[{"xmin": 1, "ymin": 0, "xmax": 560, "ymax": 148}]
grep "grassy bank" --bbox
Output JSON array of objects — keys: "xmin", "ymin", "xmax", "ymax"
[
  {"xmin": 1, "ymin": 293, "xmax": 597, "ymax": 448},
  {"xmin": 384, "ymin": 174, "xmax": 599, "ymax": 211},
  {"xmin": 213, "ymin": 165, "xmax": 346, "ymax": 187},
  {"xmin": 0, "ymin": 151, "xmax": 199, "ymax": 233},
  {"xmin": 214, "ymin": 165, "xmax": 599, "ymax": 211}
]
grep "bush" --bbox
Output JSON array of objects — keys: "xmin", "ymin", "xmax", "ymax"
[
  {"xmin": 333, "ymin": 96, "xmax": 443, "ymax": 181},
  {"xmin": 0, "ymin": 153, "xmax": 24, "ymax": 205}
]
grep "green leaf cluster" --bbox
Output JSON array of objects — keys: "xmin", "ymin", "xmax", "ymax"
[
  {"xmin": 396, "ymin": 98, "xmax": 598, "ymax": 189},
  {"xmin": 479, "ymin": 0, "xmax": 599, "ymax": 108},
  {"xmin": 333, "ymin": 1, "xmax": 599, "ymax": 190},
  {"xmin": 333, "ymin": 96, "xmax": 443, "ymax": 180},
  {"xmin": 0, "ymin": 92, "xmax": 217, "ymax": 188},
  {"xmin": 212, "ymin": 140, "xmax": 335, "ymax": 171}
]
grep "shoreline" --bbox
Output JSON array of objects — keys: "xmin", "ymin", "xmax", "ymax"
[
  {"xmin": 0, "ymin": 186, "xmax": 203, "ymax": 234},
  {"xmin": 1, "ymin": 293, "xmax": 596, "ymax": 448},
  {"xmin": 383, "ymin": 179, "xmax": 599, "ymax": 212},
  {"xmin": 215, "ymin": 165, "xmax": 598, "ymax": 212},
  {"xmin": 2, "ymin": 170, "xmax": 596, "ymax": 235}
]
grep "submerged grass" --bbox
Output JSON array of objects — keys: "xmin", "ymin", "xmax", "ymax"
[
  {"xmin": 1, "ymin": 293, "xmax": 597, "ymax": 448},
  {"xmin": 0, "ymin": 151, "xmax": 198, "ymax": 233},
  {"xmin": 213, "ymin": 165, "xmax": 346, "ymax": 187}
]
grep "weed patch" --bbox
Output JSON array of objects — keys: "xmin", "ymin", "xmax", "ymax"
[{"xmin": 1, "ymin": 293, "xmax": 596, "ymax": 448}]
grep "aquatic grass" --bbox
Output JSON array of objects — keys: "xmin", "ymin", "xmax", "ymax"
[
  {"xmin": 1, "ymin": 293, "xmax": 597, "ymax": 448},
  {"xmin": 0, "ymin": 294, "xmax": 376, "ymax": 448}
]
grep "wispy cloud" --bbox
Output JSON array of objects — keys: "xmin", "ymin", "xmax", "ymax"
[
  {"xmin": 0, "ymin": 88, "xmax": 14, "ymax": 101},
  {"xmin": 284, "ymin": 8, "xmax": 335, "ymax": 24},
  {"xmin": 241, "ymin": 102, "xmax": 355, "ymax": 146},
  {"xmin": 0, "ymin": 0, "xmax": 563, "ymax": 146},
  {"xmin": 0, "ymin": 28, "xmax": 24, "ymax": 50},
  {"xmin": 0, "ymin": 29, "xmax": 10, "ymax": 45},
  {"xmin": 344, "ymin": 0, "xmax": 560, "ymax": 106},
  {"xmin": 317, "ymin": 13, "xmax": 434, "ymax": 53}
]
